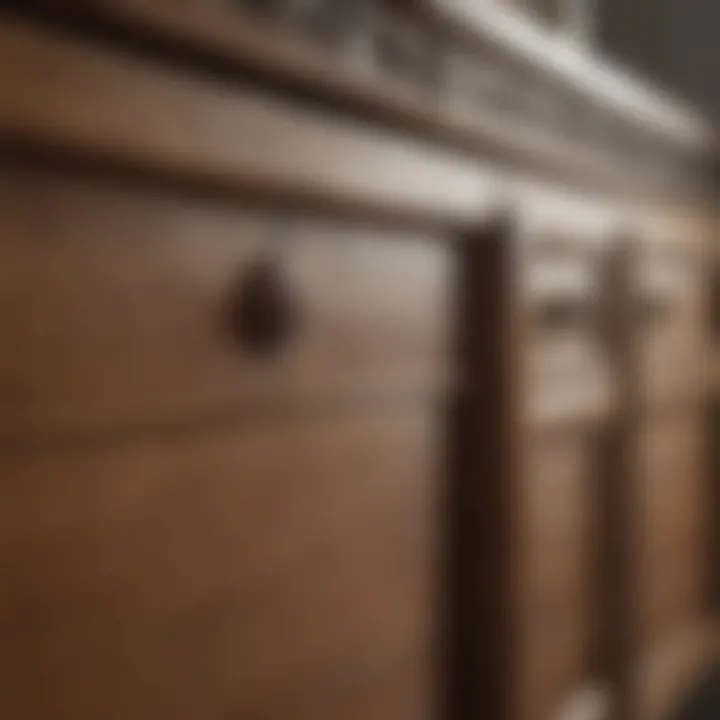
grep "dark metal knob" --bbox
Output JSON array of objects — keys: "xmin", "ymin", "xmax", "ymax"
[
  {"xmin": 535, "ymin": 296, "xmax": 598, "ymax": 334},
  {"xmin": 229, "ymin": 257, "xmax": 298, "ymax": 357}
]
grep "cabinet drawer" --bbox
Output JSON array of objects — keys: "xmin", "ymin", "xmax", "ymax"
[
  {"xmin": 0, "ymin": 408, "xmax": 440, "ymax": 720},
  {"xmin": 636, "ymin": 240, "xmax": 706, "ymax": 403},
  {"xmin": 0, "ymin": 166, "xmax": 451, "ymax": 433},
  {"xmin": 517, "ymin": 213, "xmax": 614, "ymax": 425}
]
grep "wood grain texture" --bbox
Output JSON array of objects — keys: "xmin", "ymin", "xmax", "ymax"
[
  {"xmin": 516, "ymin": 430, "xmax": 598, "ymax": 720},
  {"xmin": 630, "ymin": 231, "xmax": 714, "ymax": 719},
  {"xmin": 0, "ymin": 408, "xmax": 442, "ymax": 720},
  {"xmin": 600, "ymin": 237, "xmax": 715, "ymax": 720},
  {"xmin": 0, "ymin": 163, "xmax": 451, "ymax": 436},
  {"xmin": 0, "ymin": 15, "xmax": 491, "ymax": 228},
  {"xmin": 636, "ymin": 412, "xmax": 707, "ymax": 659},
  {"xmin": 454, "ymin": 219, "xmax": 606, "ymax": 720},
  {"xmin": 2, "ymin": 3, "xmax": 705, "ymax": 200},
  {"xmin": 0, "ymin": 10, "xmax": 713, "ymax": 720}
]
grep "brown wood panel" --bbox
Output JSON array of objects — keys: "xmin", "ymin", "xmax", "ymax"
[
  {"xmin": 0, "ymin": 163, "xmax": 451, "ymax": 435},
  {"xmin": 5, "ymin": 0, "xmax": 671, "ymax": 197},
  {"xmin": 634, "ymin": 407, "xmax": 711, "ymax": 720},
  {"xmin": 521, "ymin": 435, "xmax": 591, "ymax": 597},
  {"xmin": 0, "ymin": 15, "xmax": 488, "ymax": 227},
  {"xmin": 598, "ymin": 238, "xmax": 714, "ymax": 720},
  {"xmin": 637, "ymin": 413, "xmax": 707, "ymax": 653},
  {"xmin": 516, "ymin": 431, "xmax": 596, "ymax": 720},
  {"xmin": 636, "ymin": 237, "xmax": 707, "ymax": 406},
  {"xmin": 453, "ymin": 219, "xmax": 612, "ymax": 720},
  {"xmin": 710, "ymin": 400, "xmax": 720, "ymax": 617},
  {"xmin": 0, "ymin": 407, "xmax": 441, "ymax": 720}
]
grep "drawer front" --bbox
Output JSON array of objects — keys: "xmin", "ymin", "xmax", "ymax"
[
  {"xmin": 518, "ymin": 217, "xmax": 614, "ymax": 425},
  {"xmin": 0, "ymin": 165, "xmax": 451, "ymax": 433},
  {"xmin": 637, "ymin": 413, "xmax": 706, "ymax": 651},
  {"xmin": 0, "ymin": 408, "xmax": 440, "ymax": 720},
  {"xmin": 517, "ymin": 432, "xmax": 597, "ymax": 720},
  {"xmin": 636, "ymin": 239, "xmax": 706, "ymax": 403}
]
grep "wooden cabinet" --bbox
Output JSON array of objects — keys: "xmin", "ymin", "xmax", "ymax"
[{"xmin": 0, "ymin": 5, "xmax": 715, "ymax": 720}]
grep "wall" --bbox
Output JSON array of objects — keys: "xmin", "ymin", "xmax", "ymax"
[{"xmin": 599, "ymin": 0, "xmax": 719, "ymax": 121}]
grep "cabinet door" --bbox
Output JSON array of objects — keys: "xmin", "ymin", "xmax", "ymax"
[{"xmin": 0, "ymin": 409, "xmax": 442, "ymax": 720}]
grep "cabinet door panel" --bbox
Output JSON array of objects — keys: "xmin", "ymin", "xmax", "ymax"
[
  {"xmin": 0, "ymin": 409, "xmax": 441, "ymax": 720},
  {"xmin": 517, "ymin": 432, "xmax": 597, "ymax": 720},
  {"xmin": 638, "ymin": 413, "xmax": 706, "ymax": 651}
]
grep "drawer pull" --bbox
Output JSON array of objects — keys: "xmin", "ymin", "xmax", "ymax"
[
  {"xmin": 535, "ymin": 297, "xmax": 597, "ymax": 334},
  {"xmin": 230, "ymin": 257, "xmax": 298, "ymax": 356}
]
